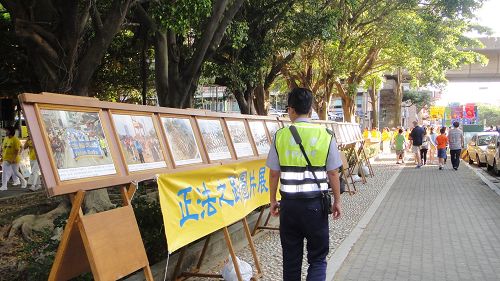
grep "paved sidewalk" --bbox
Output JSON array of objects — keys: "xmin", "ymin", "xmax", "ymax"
[{"xmin": 334, "ymin": 162, "xmax": 500, "ymax": 281}]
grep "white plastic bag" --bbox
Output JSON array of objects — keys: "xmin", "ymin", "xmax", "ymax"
[
  {"xmin": 19, "ymin": 149, "xmax": 31, "ymax": 178},
  {"xmin": 352, "ymin": 175, "xmax": 362, "ymax": 182},
  {"xmin": 363, "ymin": 165, "xmax": 370, "ymax": 176},
  {"xmin": 221, "ymin": 255, "xmax": 252, "ymax": 281}
]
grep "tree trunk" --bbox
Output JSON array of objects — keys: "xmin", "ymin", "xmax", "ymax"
[
  {"xmin": 253, "ymin": 83, "xmax": 267, "ymax": 115},
  {"xmin": 3, "ymin": 0, "xmax": 133, "ymax": 239},
  {"xmin": 341, "ymin": 95, "xmax": 356, "ymax": 122},
  {"xmin": 393, "ymin": 68, "xmax": 403, "ymax": 127},
  {"xmin": 234, "ymin": 89, "xmax": 250, "ymax": 114},
  {"xmin": 313, "ymin": 96, "xmax": 329, "ymax": 120},
  {"xmin": 153, "ymin": 0, "xmax": 244, "ymax": 109},
  {"xmin": 317, "ymin": 105, "xmax": 328, "ymax": 120},
  {"xmin": 6, "ymin": 0, "xmax": 134, "ymax": 95},
  {"xmin": 369, "ymin": 86, "xmax": 379, "ymax": 128},
  {"xmin": 141, "ymin": 29, "xmax": 149, "ymax": 105}
]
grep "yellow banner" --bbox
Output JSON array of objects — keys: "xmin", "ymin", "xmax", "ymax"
[
  {"xmin": 157, "ymin": 159, "xmax": 271, "ymax": 252},
  {"xmin": 429, "ymin": 106, "xmax": 445, "ymax": 119}
]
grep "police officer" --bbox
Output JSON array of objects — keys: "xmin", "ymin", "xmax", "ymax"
[{"xmin": 267, "ymin": 88, "xmax": 342, "ymax": 281}]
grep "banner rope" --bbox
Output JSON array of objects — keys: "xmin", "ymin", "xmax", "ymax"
[{"xmin": 162, "ymin": 252, "xmax": 170, "ymax": 281}]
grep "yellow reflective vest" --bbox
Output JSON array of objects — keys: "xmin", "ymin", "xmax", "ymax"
[{"xmin": 275, "ymin": 122, "xmax": 332, "ymax": 198}]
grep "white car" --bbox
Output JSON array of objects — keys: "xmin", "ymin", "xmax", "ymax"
[
  {"xmin": 485, "ymin": 135, "xmax": 500, "ymax": 175},
  {"xmin": 467, "ymin": 132, "xmax": 498, "ymax": 166}
]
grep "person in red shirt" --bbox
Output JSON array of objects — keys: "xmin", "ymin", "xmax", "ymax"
[{"xmin": 435, "ymin": 127, "xmax": 448, "ymax": 170}]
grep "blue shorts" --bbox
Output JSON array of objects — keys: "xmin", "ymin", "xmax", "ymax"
[{"xmin": 437, "ymin": 148, "xmax": 447, "ymax": 159}]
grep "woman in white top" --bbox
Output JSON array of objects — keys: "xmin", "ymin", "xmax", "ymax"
[
  {"xmin": 428, "ymin": 127, "xmax": 437, "ymax": 164},
  {"xmin": 420, "ymin": 127, "xmax": 431, "ymax": 165}
]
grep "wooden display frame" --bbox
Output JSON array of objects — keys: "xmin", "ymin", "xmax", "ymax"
[
  {"xmin": 251, "ymin": 205, "xmax": 279, "ymax": 236},
  {"xmin": 265, "ymin": 120, "xmax": 281, "ymax": 140},
  {"xmin": 48, "ymin": 184, "xmax": 153, "ymax": 281},
  {"xmin": 109, "ymin": 110, "xmax": 170, "ymax": 175},
  {"xmin": 35, "ymin": 104, "xmax": 121, "ymax": 187},
  {"xmin": 159, "ymin": 115, "xmax": 207, "ymax": 168},
  {"xmin": 196, "ymin": 117, "xmax": 235, "ymax": 162},
  {"xmin": 22, "ymin": 93, "xmax": 262, "ymax": 196},
  {"xmin": 224, "ymin": 118, "xmax": 257, "ymax": 159},
  {"xmin": 173, "ymin": 218, "xmax": 262, "ymax": 281},
  {"xmin": 247, "ymin": 120, "xmax": 272, "ymax": 156}
]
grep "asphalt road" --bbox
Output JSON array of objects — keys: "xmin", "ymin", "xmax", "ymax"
[{"xmin": 467, "ymin": 161, "xmax": 500, "ymax": 191}]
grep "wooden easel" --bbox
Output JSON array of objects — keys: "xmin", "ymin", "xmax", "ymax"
[
  {"xmin": 173, "ymin": 217, "xmax": 262, "ymax": 281},
  {"xmin": 48, "ymin": 183, "xmax": 153, "ymax": 281},
  {"xmin": 357, "ymin": 140, "xmax": 374, "ymax": 177},
  {"xmin": 340, "ymin": 151, "xmax": 357, "ymax": 195},
  {"xmin": 251, "ymin": 205, "xmax": 279, "ymax": 236}
]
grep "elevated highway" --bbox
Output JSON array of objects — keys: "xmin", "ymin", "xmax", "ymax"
[{"xmin": 446, "ymin": 37, "xmax": 500, "ymax": 82}]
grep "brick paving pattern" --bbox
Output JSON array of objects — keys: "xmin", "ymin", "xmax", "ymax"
[{"xmin": 334, "ymin": 164, "xmax": 500, "ymax": 281}]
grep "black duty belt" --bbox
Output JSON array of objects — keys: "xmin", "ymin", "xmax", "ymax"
[{"xmin": 279, "ymin": 190, "xmax": 328, "ymax": 200}]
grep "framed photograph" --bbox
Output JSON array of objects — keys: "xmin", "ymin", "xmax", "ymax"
[
  {"xmin": 331, "ymin": 123, "xmax": 342, "ymax": 143},
  {"xmin": 226, "ymin": 120, "xmax": 254, "ymax": 158},
  {"xmin": 339, "ymin": 124, "xmax": 348, "ymax": 143},
  {"xmin": 354, "ymin": 126, "xmax": 362, "ymax": 140},
  {"xmin": 161, "ymin": 117, "xmax": 203, "ymax": 166},
  {"xmin": 265, "ymin": 121, "xmax": 281, "ymax": 141},
  {"xmin": 197, "ymin": 119, "xmax": 232, "ymax": 161},
  {"xmin": 248, "ymin": 121, "xmax": 270, "ymax": 155},
  {"xmin": 346, "ymin": 125, "xmax": 355, "ymax": 143},
  {"xmin": 39, "ymin": 108, "xmax": 116, "ymax": 181},
  {"xmin": 112, "ymin": 113, "xmax": 167, "ymax": 172}
]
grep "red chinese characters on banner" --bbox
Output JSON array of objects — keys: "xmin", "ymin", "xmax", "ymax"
[{"xmin": 465, "ymin": 103, "xmax": 475, "ymax": 119}]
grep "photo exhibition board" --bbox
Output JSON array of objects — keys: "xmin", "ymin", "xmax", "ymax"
[
  {"xmin": 161, "ymin": 117, "xmax": 203, "ymax": 166},
  {"xmin": 331, "ymin": 123, "xmax": 342, "ymax": 144},
  {"xmin": 265, "ymin": 121, "xmax": 281, "ymax": 142},
  {"xmin": 348, "ymin": 124, "xmax": 358, "ymax": 142},
  {"xmin": 39, "ymin": 108, "xmax": 117, "ymax": 182},
  {"xmin": 226, "ymin": 120, "xmax": 254, "ymax": 158},
  {"xmin": 345, "ymin": 124, "xmax": 355, "ymax": 143},
  {"xmin": 111, "ymin": 113, "xmax": 167, "ymax": 172},
  {"xmin": 197, "ymin": 118, "xmax": 232, "ymax": 161},
  {"xmin": 20, "ymin": 92, "xmax": 361, "ymax": 196},
  {"xmin": 339, "ymin": 124, "xmax": 348, "ymax": 144},
  {"xmin": 248, "ymin": 121, "xmax": 271, "ymax": 155}
]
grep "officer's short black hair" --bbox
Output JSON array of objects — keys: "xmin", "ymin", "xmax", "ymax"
[
  {"xmin": 453, "ymin": 121, "xmax": 460, "ymax": 128},
  {"xmin": 287, "ymin": 88, "xmax": 313, "ymax": 115}
]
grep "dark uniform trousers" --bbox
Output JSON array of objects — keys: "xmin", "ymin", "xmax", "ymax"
[{"xmin": 280, "ymin": 197, "xmax": 329, "ymax": 281}]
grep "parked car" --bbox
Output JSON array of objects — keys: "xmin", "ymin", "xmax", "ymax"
[
  {"xmin": 485, "ymin": 135, "xmax": 500, "ymax": 175},
  {"xmin": 268, "ymin": 108, "xmax": 286, "ymax": 118},
  {"xmin": 467, "ymin": 132, "xmax": 498, "ymax": 166},
  {"xmin": 328, "ymin": 112, "xmax": 344, "ymax": 121}
]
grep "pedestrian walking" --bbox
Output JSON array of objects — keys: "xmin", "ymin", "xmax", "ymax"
[
  {"xmin": 394, "ymin": 128, "xmax": 406, "ymax": 164},
  {"xmin": 267, "ymin": 88, "xmax": 342, "ymax": 281},
  {"xmin": 428, "ymin": 127, "xmax": 437, "ymax": 164},
  {"xmin": 1, "ymin": 127, "xmax": 27, "ymax": 190},
  {"xmin": 420, "ymin": 127, "xmax": 430, "ymax": 165},
  {"xmin": 409, "ymin": 121, "xmax": 425, "ymax": 168},
  {"xmin": 448, "ymin": 121, "xmax": 464, "ymax": 170},
  {"xmin": 363, "ymin": 127, "xmax": 369, "ymax": 139},
  {"xmin": 24, "ymin": 135, "xmax": 41, "ymax": 191},
  {"xmin": 436, "ymin": 127, "xmax": 448, "ymax": 170},
  {"xmin": 382, "ymin": 128, "xmax": 391, "ymax": 154}
]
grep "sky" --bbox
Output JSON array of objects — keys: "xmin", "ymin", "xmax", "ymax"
[
  {"xmin": 440, "ymin": 0, "xmax": 500, "ymax": 106},
  {"xmin": 473, "ymin": 0, "xmax": 500, "ymax": 37}
]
